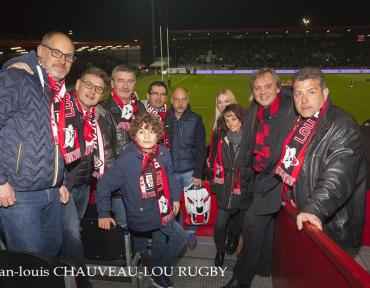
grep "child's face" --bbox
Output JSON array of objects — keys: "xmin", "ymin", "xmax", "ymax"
[
  {"xmin": 135, "ymin": 125, "xmax": 158, "ymax": 151},
  {"xmin": 224, "ymin": 112, "xmax": 242, "ymax": 132}
]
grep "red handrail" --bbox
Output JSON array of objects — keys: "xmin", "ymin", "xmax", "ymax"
[{"xmin": 273, "ymin": 205, "xmax": 370, "ymax": 288}]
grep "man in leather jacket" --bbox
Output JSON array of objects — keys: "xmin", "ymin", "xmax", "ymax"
[
  {"xmin": 96, "ymin": 65, "xmax": 145, "ymax": 229},
  {"xmin": 276, "ymin": 67, "xmax": 366, "ymax": 249}
]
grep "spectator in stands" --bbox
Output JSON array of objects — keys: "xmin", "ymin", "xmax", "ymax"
[
  {"xmin": 59, "ymin": 67, "xmax": 108, "ymax": 288},
  {"xmin": 0, "ymin": 31, "xmax": 74, "ymax": 256},
  {"xmin": 95, "ymin": 113, "xmax": 186, "ymax": 288},
  {"xmin": 165, "ymin": 87, "xmax": 206, "ymax": 249},
  {"xmin": 275, "ymin": 67, "xmax": 366, "ymax": 250},
  {"xmin": 207, "ymin": 89, "xmax": 241, "ymax": 256},
  {"xmin": 224, "ymin": 68, "xmax": 296, "ymax": 288},
  {"xmin": 212, "ymin": 104, "xmax": 247, "ymax": 267},
  {"xmin": 96, "ymin": 65, "xmax": 145, "ymax": 230}
]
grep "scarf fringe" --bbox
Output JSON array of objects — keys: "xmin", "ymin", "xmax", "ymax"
[
  {"xmin": 276, "ymin": 166, "xmax": 297, "ymax": 187},
  {"xmin": 64, "ymin": 149, "xmax": 82, "ymax": 164},
  {"xmin": 233, "ymin": 188, "xmax": 241, "ymax": 195},
  {"xmin": 213, "ymin": 177, "xmax": 225, "ymax": 184}
]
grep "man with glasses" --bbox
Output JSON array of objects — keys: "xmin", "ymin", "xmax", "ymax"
[
  {"xmin": 61, "ymin": 67, "xmax": 108, "ymax": 288},
  {"xmin": 96, "ymin": 65, "xmax": 145, "ymax": 230},
  {"xmin": 0, "ymin": 31, "xmax": 74, "ymax": 257},
  {"xmin": 143, "ymin": 81, "xmax": 170, "ymax": 146}
]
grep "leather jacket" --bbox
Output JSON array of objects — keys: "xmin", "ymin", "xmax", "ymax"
[
  {"xmin": 96, "ymin": 96, "xmax": 145, "ymax": 168},
  {"xmin": 292, "ymin": 100, "xmax": 367, "ymax": 248}
]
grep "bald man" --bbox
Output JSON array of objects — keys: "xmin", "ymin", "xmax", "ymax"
[{"xmin": 165, "ymin": 87, "xmax": 206, "ymax": 249}]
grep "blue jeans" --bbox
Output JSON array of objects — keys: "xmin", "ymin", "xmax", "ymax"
[
  {"xmin": 151, "ymin": 220, "xmax": 186, "ymax": 268},
  {"xmin": 175, "ymin": 171, "xmax": 197, "ymax": 234},
  {"xmin": 111, "ymin": 196, "xmax": 128, "ymax": 229},
  {"xmin": 0, "ymin": 188, "xmax": 62, "ymax": 256},
  {"xmin": 61, "ymin": 184, "xmax": 90, "ymax": 266}
]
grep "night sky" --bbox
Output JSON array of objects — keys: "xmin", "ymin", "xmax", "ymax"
[{"xmin": 1, "ymin": 0, "xmax": 370, "ymax": 41}]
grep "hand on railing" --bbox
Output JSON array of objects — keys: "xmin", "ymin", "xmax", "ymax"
[{"xmin": 296, "ymin": 212, "xmax": 323, "ymax": 231}]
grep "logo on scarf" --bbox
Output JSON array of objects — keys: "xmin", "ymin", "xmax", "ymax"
[
  {"xmin": 63, "ymin": 124, "xmax": 75, "ymax": 148},
  {"xmin": 158, "ymin": 195, "xmax": 169, "ymax": 214},
  {"xmin": 282, "ymin": 145, "xmax": 299, "ymax": 169},
  {"xmin": 121, "ymin": 104, "xmax": 133, "ymax": 120}
]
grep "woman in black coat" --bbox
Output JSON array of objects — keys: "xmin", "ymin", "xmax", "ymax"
[{"xmin": 211, "ymin": 104, "xmax": 246, "ymax": 267}]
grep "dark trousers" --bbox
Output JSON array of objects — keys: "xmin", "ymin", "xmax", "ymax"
[
  {"xmin": 234, "ymin": 211, "xmax": 274, "ymax": 285},
  {"xmin": 214, "ymin": 208, "xmax": 243, "ymax": 251}
]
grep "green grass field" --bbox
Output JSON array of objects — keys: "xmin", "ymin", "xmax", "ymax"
[{"xmin": 123, "ymin": 73, "xmax": 370, "ymax": 142}]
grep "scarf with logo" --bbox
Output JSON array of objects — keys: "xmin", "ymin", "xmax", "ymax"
[
  {"xmin": 49, "ymin": 75, "xmax": 81, "ymax": 164},
  {"xmin": 253, "ymin": 95, "xmax": 280, "ymax": 172},
  {"xmin": 275, "ymin": 100, "xmax": 328, "ymax": 204},
  {"xmin": 213, "ymin": 137, "xmax": 241, "ymax": 195},
  {"xmin": 49, "ymin": 74, "xmax": 105, "ymax": 175},
  {"xmin": 111, "ymin": 91, "xmax": 138, "ymax": 131},
  {"xmin": 138, "ymin": 143, "xmax": 174, "ymax": 225},
  {"xmin": 145, "ymin": 102, "xmax": 170, "ymax": 148},
  {"xmin": 73, "ymin": 92, "xmax": 106, "ymax": 178}
]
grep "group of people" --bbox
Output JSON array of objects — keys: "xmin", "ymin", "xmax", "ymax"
[
  {"xmin": 0, "ymin": 31, "xmax": 207, "ymax": 288},
  {"xmin": 208, "ymin": 68, "xmax": 367, "ymax": 288},
  {"xmin": 0, "ymin": 30, "xmax": 368, "ymax": 288}
]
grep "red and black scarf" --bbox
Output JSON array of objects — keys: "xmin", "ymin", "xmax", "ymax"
[
  {"xmin": 49, "ymin": 75, "xmax": 105, "ymax": 176},
  {"xmin": 146, "ymin": 102, "xmax": 167, "ymax": 122},
  {"xmin": 49, "ymin": 75, "xmax": 80, "ymax": 164},
  {"xmin": 145, "ymin": 102, "xmax": 170, "ymax": 148},
  {"xmin": 138, "ymin": 144, "xmax": 174, "ymax": 225},
  {"xmin": 275, "ymin": 100, "xmax": 328, "ymax": 205},
  {"xmin": 253, "ymin": 95, "xmax": 280, "ymax": 172},
  {"xmin": 73, "ymin": 93, "xmax": 106, "ymax": 178},
  {"xmin": 213, "ymin": 138, "xmax": 241, "ymax": 195},
  {"xmin": 206, "ymin": 129, "xmax": 216, "ymax": 168},
  {"xmin": 111, "ymin": 91, "xmax": 139, "ymax": 131}
]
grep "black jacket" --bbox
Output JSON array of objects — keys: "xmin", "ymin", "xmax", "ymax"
[
  {"xmin": 292, "ymin": 100, "xmax": 367, "ymax": 248},
  {"xmin": 239, "ymin": 95, "xmax": 296, "ymax": 215},
  {"xmin": 361, "ymin": 119, "xmax": 370, "ymax": 189},
  {"xmin": 211, "ymin": 136, "xmax": 249, "ymax": 210},
  {"xmin": 64, "ymin": 97, "xmax": 94, "ymax": 191},
  {"xmin": 97, "ymin": 96, "xmax": 145, "ymax": 168},
  {"xmin": 165, "ymin": 105, "xmax": 206, "ymax": 179}
]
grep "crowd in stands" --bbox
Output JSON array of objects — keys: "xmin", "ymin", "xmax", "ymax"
[{"xmin": 175, "ymin": 38, "xmax": 370, "ymax": 69}]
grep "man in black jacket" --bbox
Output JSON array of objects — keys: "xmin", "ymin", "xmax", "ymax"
[
  {"xmin": 61, "ymin": 67, "xmax": 108, "ymax": 288},
  {"xmin": 276, "ymin": 67, "xmax": 366, "ymax": 249},
  {"xmin": 165, "ymin": 87, "xmax": 206, "ymax": 249},
  {"xmin": 96, "ymin": 65, "xmax": 145, "ymax": 230},
  {"xmin": 224, "ymin": 68, "xmax": 296, "ymax": 288}
]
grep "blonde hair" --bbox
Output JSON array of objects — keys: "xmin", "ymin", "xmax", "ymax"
[{"xmin": 213, "ymin": 89, "xmax": 237, "ymax": 130}]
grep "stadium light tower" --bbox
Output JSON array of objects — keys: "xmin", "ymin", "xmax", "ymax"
[{"xmin": 302, "ymin": 18, "xmax": 310, "ymax": 27}]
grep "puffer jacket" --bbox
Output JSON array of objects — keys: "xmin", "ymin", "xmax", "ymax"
[
  {"xmin": 95, "ymin": 142, "xmax": 181, "ymax": 231},
  {"xmin": 0, "ymin": 51, "xmax": 64, "ymax": 191},
  {"xmin": 97, "ymin": 96, "xmax": 145, "ymax": 168},
  {"xmin": 293, "ymin": 100, "xmax": 367, "ymax": 248}
]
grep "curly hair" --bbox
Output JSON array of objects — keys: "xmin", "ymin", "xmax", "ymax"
[{"xmin": 129, "ymin": 112, "xmax": 164, "ymax": 141}]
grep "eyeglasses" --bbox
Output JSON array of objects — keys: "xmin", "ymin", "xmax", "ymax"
[
  {"xmin": 113, "ymin": 79, "xmax": 136, "ymax": 86},
  {"xmin": 80, "ymin": 79, "xmax": 105, "ymax": 94},
  {"xmin": 41, "ymin": 44, "xmax": 77, "ymax": 63},
  {"xmin": 149, "ymin": 91, "xmax": 167, "ymax": 97}
]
